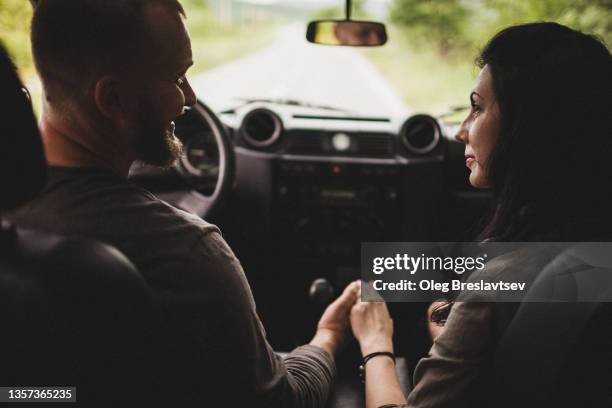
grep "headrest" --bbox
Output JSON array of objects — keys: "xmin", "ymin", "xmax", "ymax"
[{"xmin": 0, "ymin": 44, "xmax": 47, "ymax": 211}]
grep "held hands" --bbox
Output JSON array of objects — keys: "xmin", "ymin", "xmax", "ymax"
[{"xmin": 311, "ymin": 280, "xmax": 395, "ymax": 357}]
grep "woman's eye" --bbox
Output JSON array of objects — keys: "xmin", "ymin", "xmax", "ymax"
[{"xmin": 470, "ymin": 102, "xmax": 481, "ymax": 116}]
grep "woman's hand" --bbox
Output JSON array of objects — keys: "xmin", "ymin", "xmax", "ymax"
[
  {"xmin": 350, "ymin": 291, "xmax": 394, "ymax": 356},
  {"xmin": 351, "ymin": 284, "xmax": 407, "ymax": 408}
]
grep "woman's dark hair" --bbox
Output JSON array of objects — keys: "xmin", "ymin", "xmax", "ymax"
[{"xmin": 476, "ymin": 22, "xmax": 612, "ymax": 241}]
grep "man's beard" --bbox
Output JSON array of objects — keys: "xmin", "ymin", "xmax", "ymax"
[{"xmin": 131, "ymin": 101, "xmax": 183, "ymax": 168}]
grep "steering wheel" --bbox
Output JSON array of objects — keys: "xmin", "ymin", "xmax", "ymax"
[{"xmin": 146, "ymin": 99, "xmax": 235, "ymax": 220}]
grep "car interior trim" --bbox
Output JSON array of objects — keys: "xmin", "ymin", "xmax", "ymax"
[{"xmin": 235, "ymin": 146, "xmax": 444, "ymax": 165}]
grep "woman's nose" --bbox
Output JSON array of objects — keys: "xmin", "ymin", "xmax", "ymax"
[
  {"xmin": 455, "ymin": 124, "xmax": 467, "ymax": 144},
  {"xmin": 455, "ymin": 115, "xmax": 470, "ymax": 144}
]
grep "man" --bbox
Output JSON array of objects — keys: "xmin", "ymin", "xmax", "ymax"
[{"xmin": 10, "ymin": 1, "xmax": 359, "ymax": 406}]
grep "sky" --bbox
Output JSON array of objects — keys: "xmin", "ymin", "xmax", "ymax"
[{"xmin": 239, "ymin": 0, "xmax": 392, "ymax": 19}]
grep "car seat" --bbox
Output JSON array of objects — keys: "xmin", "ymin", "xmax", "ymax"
[{"xmin": 491, "ymin": 244, "xmax": 612, "ymax": 408}]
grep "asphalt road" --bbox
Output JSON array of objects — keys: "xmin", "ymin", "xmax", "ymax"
[{"xmin": 190, "ymin": 24, "xmax": 409, "ymax": 116}]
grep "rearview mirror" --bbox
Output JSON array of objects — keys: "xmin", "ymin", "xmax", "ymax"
[{"xmin": 306, "ymin": 20, "xmax": 388, "ymax": 46}]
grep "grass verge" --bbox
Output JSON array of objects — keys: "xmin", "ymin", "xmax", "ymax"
[{"xmin": 360, "ymin": 26, "xmax": 479, "ymax": 117}]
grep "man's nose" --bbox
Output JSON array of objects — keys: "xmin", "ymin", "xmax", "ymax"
[{"xmin": 183, "ymin": 78, "xmax": 197, "ymax": 107}]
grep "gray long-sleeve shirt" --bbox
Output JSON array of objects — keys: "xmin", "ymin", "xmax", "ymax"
[
  {"xmin": 378, "ymin": 247, "xmax": 561, "ymax": 408},
  {"xmin": 9, "ymin": 166, "xmax": 335, "ymax": 407}
]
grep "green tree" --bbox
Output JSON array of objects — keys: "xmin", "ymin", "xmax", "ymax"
[
  {"xmin": 482, "ymin": 0, "xmax": 611, "ymax": 45},
  {"xmin": 0, "ymin": 0, "xmax": 34, "ymax": 74},
  {"xmin": 311, "ymin": 0, "xmax": 369, "ymax": 20},
  {"xmin": 390, "ymin": 0, "xmax": 470, "ymax": 55},
  {"xmin": 390, "ymin": 0, "xmax": 611, "ymax": 56}
]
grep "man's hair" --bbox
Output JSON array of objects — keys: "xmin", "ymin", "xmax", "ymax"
[{"xmin": 31, "ymin": 0, "xmax": 185, "ymax": 104}]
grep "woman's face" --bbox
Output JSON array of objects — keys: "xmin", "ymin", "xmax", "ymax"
[{"xmin": 455, "ymin": 64, "xmax": 501, "ymax": 188}]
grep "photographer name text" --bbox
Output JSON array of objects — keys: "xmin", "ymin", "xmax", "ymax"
[{"xmin": 373, "ymin": 279, "xmax": 526, "ymax": 293}]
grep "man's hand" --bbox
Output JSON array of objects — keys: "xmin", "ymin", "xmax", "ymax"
[{"xmin": 310, "ymin": 280, "xmax": 360, "ymax": 356}]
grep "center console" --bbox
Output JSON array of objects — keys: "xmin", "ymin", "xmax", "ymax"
[{"xmin": 274, "ymin": 160, "xmax": 403, "ymax": 262}]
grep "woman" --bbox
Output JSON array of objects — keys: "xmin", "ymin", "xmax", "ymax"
[{"xmin": 351, "ymin": 22, "xmax": 612, "ymax": 408}]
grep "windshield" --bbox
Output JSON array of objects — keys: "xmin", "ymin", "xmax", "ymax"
[
  {"xmin": 2, "ymin": 0, "xmax": 610, "ymax": 119},
  {"xmin": 193, "ymin": 22, "xmax": 409, "ymax": 116}
]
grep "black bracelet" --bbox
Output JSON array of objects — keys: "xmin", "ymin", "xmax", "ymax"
[{"xmin": 359, "ymin": 351, "xmax": 396, "ymax": 384}]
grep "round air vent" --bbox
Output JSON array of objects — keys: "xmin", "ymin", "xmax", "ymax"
[
  {"xmin": 400, "ymin": 115, "xmax": 441, "ymax": 154},
  {"xmin": 241, "ymin": 109, "xmax": 282, "ymax": 148}
]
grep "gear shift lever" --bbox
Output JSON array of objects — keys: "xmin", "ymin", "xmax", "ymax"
[{"xmin": 309, "ymin": 278, "xmax": 334, "ymax": 306}]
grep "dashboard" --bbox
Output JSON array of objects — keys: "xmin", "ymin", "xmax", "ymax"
[
  {"xmin": 130, "ymin": 101, "xmax": 492, "ymax": 353},
  {"xmin": 223, "ymin": 103, "xmax": 447, "ymax": 262}
]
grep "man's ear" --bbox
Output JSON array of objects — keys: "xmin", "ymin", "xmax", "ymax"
[{"xmin": 93, "ymin": 76, "xmax": 126, "ymax": 123}]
